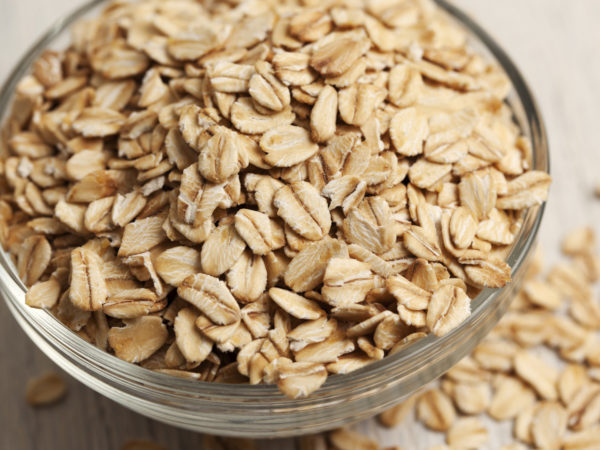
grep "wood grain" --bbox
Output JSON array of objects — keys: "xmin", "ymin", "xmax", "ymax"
[{"xmin": 0, "ymin": 0, "xmax": 599, "ymax": 448}]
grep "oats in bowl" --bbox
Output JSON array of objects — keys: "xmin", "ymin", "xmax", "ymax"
[{"xmin": 0, "ymin": 0, "xmax": 550, "ymax": 399}]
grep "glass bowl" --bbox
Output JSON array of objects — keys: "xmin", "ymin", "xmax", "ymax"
[{"xmin": 0, "ymin": 0, "xmax": 549, "ymax": 438}]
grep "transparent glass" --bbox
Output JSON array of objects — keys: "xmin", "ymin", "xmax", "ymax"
[{"xmin": 0, "ymin": 0, "xmax": 549, "ymax": 438}]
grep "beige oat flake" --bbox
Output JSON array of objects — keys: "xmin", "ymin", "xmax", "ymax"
[
  {"xmin": 274, "ymin": 181, "xmax": 331, "ymax": 241},
  {"xmin": 178, "ymin": 274, "xmax": 241, "ymax": 326},
  {"xmin": 310, "ymin": 31, "xmax": 370, "ymax": 77},
  {"xmin": 70, "ymin": 247, "xmax": 108, "ymax": 311},
  {"xmin": 446, "ymin": 417, "xmax": 488, "ymax": 449},
  {"xmin": 25, "ymin": 372, "xmax": 67, "ymax": 407},
  {"xmin": 327, "ymin": 428, "xmax": 378, "ymax": 450},
  {"xmin": 514, "ymin": 350, "xmax": 559, "ymax": 401},
  {"xmin": 260, "ymin": 125, "xmax": 319, "ymax": 168},
  {"xmin": 108, "ymin": 316, "xmax": 167, "ymax": 363},
  {"xmin": 417, "ymin": 388, "xmax": 456, "ymax": 431},
  {"xmin": 426, "ymin": 285, "xmax": 471, "ymax": 337}
]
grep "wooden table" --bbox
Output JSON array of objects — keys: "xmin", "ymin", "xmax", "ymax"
[{"xmin": 1, "ymin": 1, "xmax": 599, "ymax": 448}]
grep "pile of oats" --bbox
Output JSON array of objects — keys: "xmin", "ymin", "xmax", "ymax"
[
  {"xmin": 0, "ymin": 0, "xmax": 550, "ymax": 398},
  {"xmin": 349, "ymin": 226, "xmax": 600, "ymax": 449}
]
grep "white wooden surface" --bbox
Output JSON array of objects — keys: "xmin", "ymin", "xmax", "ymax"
[{"xmin": 1, "ymin": 1, "xmax": 599, "ymax": 448}]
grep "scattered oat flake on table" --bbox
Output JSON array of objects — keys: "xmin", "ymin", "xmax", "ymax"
[
  {"xmin": 445, "ymin": 417, "xmax": 488, "ymax": 448},
  {"xmin": 327, "ymin": 428, "xmax": 379, "ymax": 450},
  {"xmin": 374, "ymin": 225, "xmax": 600, "ymax": 449},
  {"xmin": 378, "ymin": 394, "xmax": 418, "ymax": 428},
  {"xmin": 25, "ymin": 371, "xmax": 67, "ymax": 407}
]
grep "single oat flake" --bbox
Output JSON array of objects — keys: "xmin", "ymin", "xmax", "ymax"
[
  {"xmin": 25, "ymin": 371, "xmax": 67, "ymax": 407},
  {"xmin": 1, "ymin": 0, "xmax": 550, "ymax": 399}
]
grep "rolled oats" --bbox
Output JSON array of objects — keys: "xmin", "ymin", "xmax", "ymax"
[
  {"xmin": 472, "ymin": 339, "xmax": 519, "ymax": 372},
  {"xmin": 426, "ymin": 285, "xmax": 471, "ymax": 337},
  {"xmin": 452, "ymin": 381, "xmax": 492, "ymax": 415},
  {"xmin": 342, "ymin": 202, "xmax": 394, "ymax": 255},
  {"xmin": 178, "ymin": 274, "xmax": 241, "ymax": 326},
  {"xmin": 70, "ymin": 247, "xmax": 108, "ymax": 311},
  {"xmin": 230, "ymin": 97, "xmax": 295, "ymax": 135},
  {"xmin": 174, "ymin": 308, "xmax": 213, "ymax": 364},
  {"xmin": 200, "ymin": 222, "xmax": 246, "ymax": 276},
  {"xmin": 326, "ymin": 354, "xmax": 375, "ymax": 375},
  {"xmin": 17, "ymin": 234, "xmax": 51, "ymax": 286},
  {"xmin": 207, "ymin": 62, "xmax": 254, "ymax": 94},
  {"xmin": 390, "ymin": 107, "xmax": 428, "ymax": 157},
  {"xmin": 562, "ymin": 226, "xmax": 596, "ymax": 256},
  {"xmin": 417, "ymin": 388, "xmax": 456, "ymax": 432},
  {"xmin": 287, "ymin": 316, "xmax": 334, "ymax": 352},
  {"xmin": 198, "ymin": 129, "xmax": 249, "ymax": 184},
  {"xmin": 378, "ymin": 394, "xmax": 417, "ymax": 427},
  {"xmin": 227, "ymin": 251, "xmax": 267, "ymax": 304},
  {"xmin": 477, "ymin": 208, "xmax": 516, "ymax": 245},
  {"xmin": 445, "ymin": 417, "xmax": 488, "ymax": 449},
  {"xmin": 276, "ymin": 360, "xmax": 327, "ymax": 399},
  {"xmin": 531, "ymin": 401, "xmax": 567, "ymax": 449},
  {"xmin": 324, "ymin": 227, "xmax": 600, "ymax": 448},
  {"xmin": 310, "ymin": 85, "xmax": 338, "ymax": 143},
  {"xmin": 567, "ymin": 383, "xmax": 600, "ymax": 431},
  {"xmin": 321, "ymin": 257, "xmax": 374, "ymax": 306},
  {"xmin": 249, "ymin": 61, "xmax": 290, "ymax": 113},
  {"xmin": 388, "ymin": 65, "xmax": 422, "ymax": 108},
  {"xmin": 310, "ymin": 30, "xmax": 370, "ymax": 77},
  {"xmin": 154, "ymin": 246, "xmax": 202, "ymax": 287},
  {"xmin": 513, "ymin": 403, "xmax": 537, "ymax": 445},
  {"xmin": 84, "ymin": 196, "xmax": 115, "ymax": 233},
  {"xmin": 387, "ymin": 273, "xmax": 431, "ymax": 312},
  {"xmin": 563, "ymin": 426, "xmax": 600, "ymax": 449},
  {"xmin": 234, "ymin": 209, "xmax": 285, "ymax": 255},
  {"xmin": 458, "ymin": 170, "xmax": 496, "ymax": 221},
  {"xmin": 269, "ymin": 287, "xmax": 325, "ymax": 321},
  {"xmin": 327, "ymin": 428, "xmax": 378, "ymax": 450},
  {"xmin": 339, "ymin": 83, "xmax": 385, "ymax": 127},
  {"xmin": 284, "ymin": 236, "xmax": 347, "ymax": 293},
  {"xmin": 25, "ymin": 278, "xmax": 61, "ymax": 309},
  {"xmin": 107, "ymin": 316, "xmax": 167, "ymax": 363},
  {"xmin": 488, "ymin": 375, "xmax": 536, "ymax": 421},
  {"xmin": 118, "ymin": 215, "xmax": 167, "ymax": 257},
  {"xmin": 559, "ymin": 364, "xmax": 591, "ymax": 405},
  {"xmin": 408, "ymin": 159, "xmax": 452, "ymax": 190},
  {"xmin": 522, "ymin": 278, "xmax": 562, "ymax": 310},
  {"xmin": 514, "ymin": 350, "xmax": 559, "ymax": 401},
  {"xmin": 25, "ymin": 372, "xmax": 67, "ymax": 407},
  {"xmin": 459, "ymin": 251, "xmax": 512, "ymax": 288},
  {"xmin": 260, "ymin": 125, "xmax": 319, "ymax": 167},
  {"xmin": 295, "ymin": 328, "xmax": 355, "ymax": 363},
  {"xmin": 449, "ymin": 206, "xmax": 477, "ymax": 250},
  {"xmin": 3, "ymin": 0, "xmax": 551, "ymax": 401},
  {"xmin": 496, "ymin": 171, "xmax": 551, "ymax": 210},
  {"xmin": 323, "ymin": 176, "xmax": 368, "ymax": 215},
  {"xmin": 373, "ymin": 314, "xmax": 407, "ymax": 350}
]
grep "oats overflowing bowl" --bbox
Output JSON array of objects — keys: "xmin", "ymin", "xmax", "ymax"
[{"xmin": 0, "ymin": 0, "xmax": 549, "ymax": 437}]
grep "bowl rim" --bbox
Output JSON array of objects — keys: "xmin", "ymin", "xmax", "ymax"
[{"xmin": 0, "ymin": 0, "xmax": 549, "ymax": 419}]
